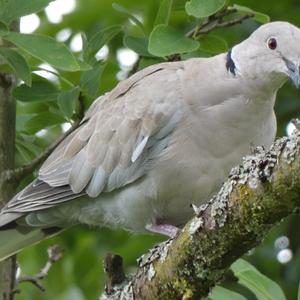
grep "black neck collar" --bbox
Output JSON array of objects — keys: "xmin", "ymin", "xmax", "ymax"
[{"xmin": 226, "ymin": 49, "xmax": 236, "ymax": 76}]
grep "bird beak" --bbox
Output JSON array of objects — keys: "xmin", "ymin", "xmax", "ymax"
[{"xmin": 285, "ymin": 59, "xmax": 300, "ymax": 88}]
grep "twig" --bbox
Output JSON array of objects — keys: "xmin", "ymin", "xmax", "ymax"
[
  {"xmin": 104, "ymin": 253, "xmax": 126, "ymax": 295},
  {"xmin": 77, "ymin": 92, "xmax": 85, "ymax": 121},
  {"xmin": 165, "ymin": 11, "xmax": 255, "ymax": 62},
  {"xmin": 186, "ymin": 12, "xmax": 254, "ymax": 38},
  {"xmin": 17, "ymin": 245, "xmax": 64, "ymax": 292},
  {"xmin": 214, "ymin": 7, "xmax": 238, "ymax": 20},
  {"xmin": 166, "ymin": 54, "xmax": 181, "ymax": 62},
  {"xmin": 185, "ymin": 8, "xmax": 239, "ymax": 38},
  {"xmin": 127, "ymin": 9, "xmax": 253, "ymax": 69},
  {"xmin": 198, "ymin": 14, "xmax": 254, "ymax": 35}
]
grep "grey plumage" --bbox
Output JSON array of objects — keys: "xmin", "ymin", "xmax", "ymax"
[{"xmin": 1, "ymin": 21, "xmax": 300, "ymax": 261}]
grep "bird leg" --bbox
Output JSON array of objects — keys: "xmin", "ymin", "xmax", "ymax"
[{"xmin": 145, "ymin": 223, "xmax": 179, "ymax": 238}]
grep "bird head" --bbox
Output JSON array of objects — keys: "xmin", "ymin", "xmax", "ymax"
[{"xmin": 228, "ymin": 22, "xmax": 300, "ymax": 89}]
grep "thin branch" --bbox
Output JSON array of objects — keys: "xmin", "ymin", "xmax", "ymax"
[
  {"xmin": 100, "ymin": 128, "xmax": 300, "ymax": 299},
  {"xmin": 214, "ymin": 7, "xmax": 238, "ymax": 20},
  {"xmin": 16, "ymin": 245, "xmax": 63, "ymax": 292},
  {"xmin": 186, "ymin": 13, "xmax": 254, "ymax": 38},
  {"xmin": 104, "ymin": 253, "xmax": 126, "ymax": 295},
  {"xmin": 166, "ymin": 11, "xmax": 255, "ymax": 62},
  {"xmin": 198, "ymin": 14, "xmax": 254, "ymax": 35},
  {"xmin": 127, "ymin": 9, "xmax": 253, "ymax": 73},
  {"xmin": 77, "ymin": 92, "xmax": 85, "ymax": 121}
]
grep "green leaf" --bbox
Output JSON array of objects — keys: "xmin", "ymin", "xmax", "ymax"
[
  {"xmin": 210, "ymin": 286, "xmax": 247, "ymax": 300},
  {"xmin": 154, "ymin": 0, "xmax": 173, "ymax": 26},
  {"xmin": 16, "ymin": 143, "xmax": 32, "ymax": 163},
  {"xmin": 16, "ymin": 135, "xmax": 41, "ymax": 156},
  {"xmin": 81, "ymin": 32, "xmax": 88, "ymax": 51},
  {"xmin": 77, "ymin": 60, "xmax": 93, "ymax": 71},
  {"xmin": 4, "ymin": 32, "xmax": 80, "ymax": 71},
  {"xmin": 25, "ymin": 112, "xmax": 65, "ymax": 134},
  {"xmin": 112, "ymin": 3, "xmax": 145, "ymax": 34},
  {"xmin": 0, "ymin": 0, "xmax": 54, "ymax": 24},
  {"xmin": 173, "ymin": 1, "xmax": 186, "ymax": 11},
  {"xmin": 16, "ymin": 114, "xmax": 35, "ymax": 131},
  {"xmin": 0, "ymin": 21, "xmax": 9, "ymax": 36},
  {"xmin": 80, "ymin": 62, "xmax": 106, "ymax": 97},
  {"xmin": 13, "ymin": 75, "xmax": 59, "ymax": 102},
  {"xmin": 185, "ymin": 0, "xmax": 226, "ymax": 18},
  {"xmin": 20, "ymin": 133, "xmax": 36, "ymax": 143},
  {"xmin": 58, "ymin": 87, "xmax": 80, "ymax": 119},
  {"xmin": 138, "ymin": 57, "xmax": 162, "ymax": 71},
  {"xmin": 124, "ymin": 35, "xmax": 153, "ymax": 57},
  {"xmin": 148, "ymin": 25, "xmax": 199, "ymax": 57},
  {"xmin": 83, "ymin": 25, "xmax": 122, "ymax": 62},
  {"xmin": 198, "ymin": 35, "xmax": 228, "ymax": 54},
  {"xmin": 231, "ymin": 259, "xmax": 286, "ymax": 300},
  {"xmin": 0, "ymin": 48, "xmax": 31, "ymax": 86},
  {"xmin": 298, "ymin": 280, "xmax": 300, "ymax": 300},
  {"xmin": 232, "ymin": 4, "xmax": 270, "ymax": 23}
]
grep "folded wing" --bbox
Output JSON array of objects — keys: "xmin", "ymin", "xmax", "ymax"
[{"xmin": 1, "ymin": 61, "xmax": 185, "ymax": 218}]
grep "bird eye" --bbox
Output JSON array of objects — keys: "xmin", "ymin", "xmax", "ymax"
[{"xmin": 267, "ymin": 37, "xmax": 277, "ymax": 50}]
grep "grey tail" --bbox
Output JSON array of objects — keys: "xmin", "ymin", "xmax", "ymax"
[{"xmin": 0, "ymin": 226, "xmax": 63, "ymax": 262}]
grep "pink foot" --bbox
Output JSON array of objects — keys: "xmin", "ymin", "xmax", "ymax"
[{"xmin": 145, "ymin": 223, "xmax": 179, "ymax": 238}]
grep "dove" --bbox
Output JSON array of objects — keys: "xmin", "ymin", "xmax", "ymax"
[{"xmin": 0, "ymin": 21, "xmax": 300, "ymax": 262}]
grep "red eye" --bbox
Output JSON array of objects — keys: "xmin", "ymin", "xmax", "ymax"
[{"xmin": 268, "ymin": 38, "xmax": 277, "ymax": 50}]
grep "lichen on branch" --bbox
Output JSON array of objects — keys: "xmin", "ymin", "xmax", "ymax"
[{"xmin": 100, "ymin": 128, "xmax": 300, "ymax": 300}]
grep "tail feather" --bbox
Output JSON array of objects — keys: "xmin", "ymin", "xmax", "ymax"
[
  {"xmin": 0, "ymin": 226, "xmax": 63, "ymax": 262},
  {"xmin": 0, "ymin": 212, "xmax": 22, "ymax": 227}
]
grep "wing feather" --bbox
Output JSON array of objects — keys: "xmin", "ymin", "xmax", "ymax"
[
  {"xmin": 1, "ymin": 61, "xmax": 185, "ymax": 219},
  {"xmin": 131, "ymin": 135, "xmax": 149, "ymax": 163}
]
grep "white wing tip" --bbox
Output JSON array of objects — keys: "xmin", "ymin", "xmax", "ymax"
[{"xmin": 131, "ymin": 136, "xmax": 149, "ymax": 163}]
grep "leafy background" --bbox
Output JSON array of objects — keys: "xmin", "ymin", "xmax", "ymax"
[{"xmin": 0, "ymin": 0, "xmax": 300, "ymax": 299}]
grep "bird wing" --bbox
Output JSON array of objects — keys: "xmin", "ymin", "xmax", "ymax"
[{"xmin": 2, "ymin": 61, "xmax": 185, "ymax": 215}]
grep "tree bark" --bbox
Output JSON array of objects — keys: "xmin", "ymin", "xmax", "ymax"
[
  {"xmin": 100, "ymin": 131, "xmax": 300, "ymax": 300},
  {"xmin": 0, "ymin": 21, "xmax": 18, "ymax": 300}
]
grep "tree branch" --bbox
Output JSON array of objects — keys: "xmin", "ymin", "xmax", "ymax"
[
  {"xmin": 16, "ymin": 245, "xmax": 63, "ymax": 293},
  {"xmin": 0, "ymin": 20, "xmax": 19, "ymax": 300},
  {"xmin": 126, "ymin": 8, "xmax": 254, "ymax": 66},
  {"xmin": 167, "ymin": 10, "xmax": 254, "ymax": 62},
  {"xmin": 198, "ymin": 14, "xmax": 254, "ymax": 35},
  {"xmin": 104, "ymin": 253, "xmax": 126, "ymax": 295},
  {"xmin": 186, "ymin": 12, "xmax": 254, "ymax": 38},
  {"xmin": 100, "ymin": 129, "xmax": 300, "ymax": 299}
]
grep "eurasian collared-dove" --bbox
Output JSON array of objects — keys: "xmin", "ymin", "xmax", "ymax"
[{"xmin": 0, "ymin": 21, "xmax": 300, "ymax": 261}]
